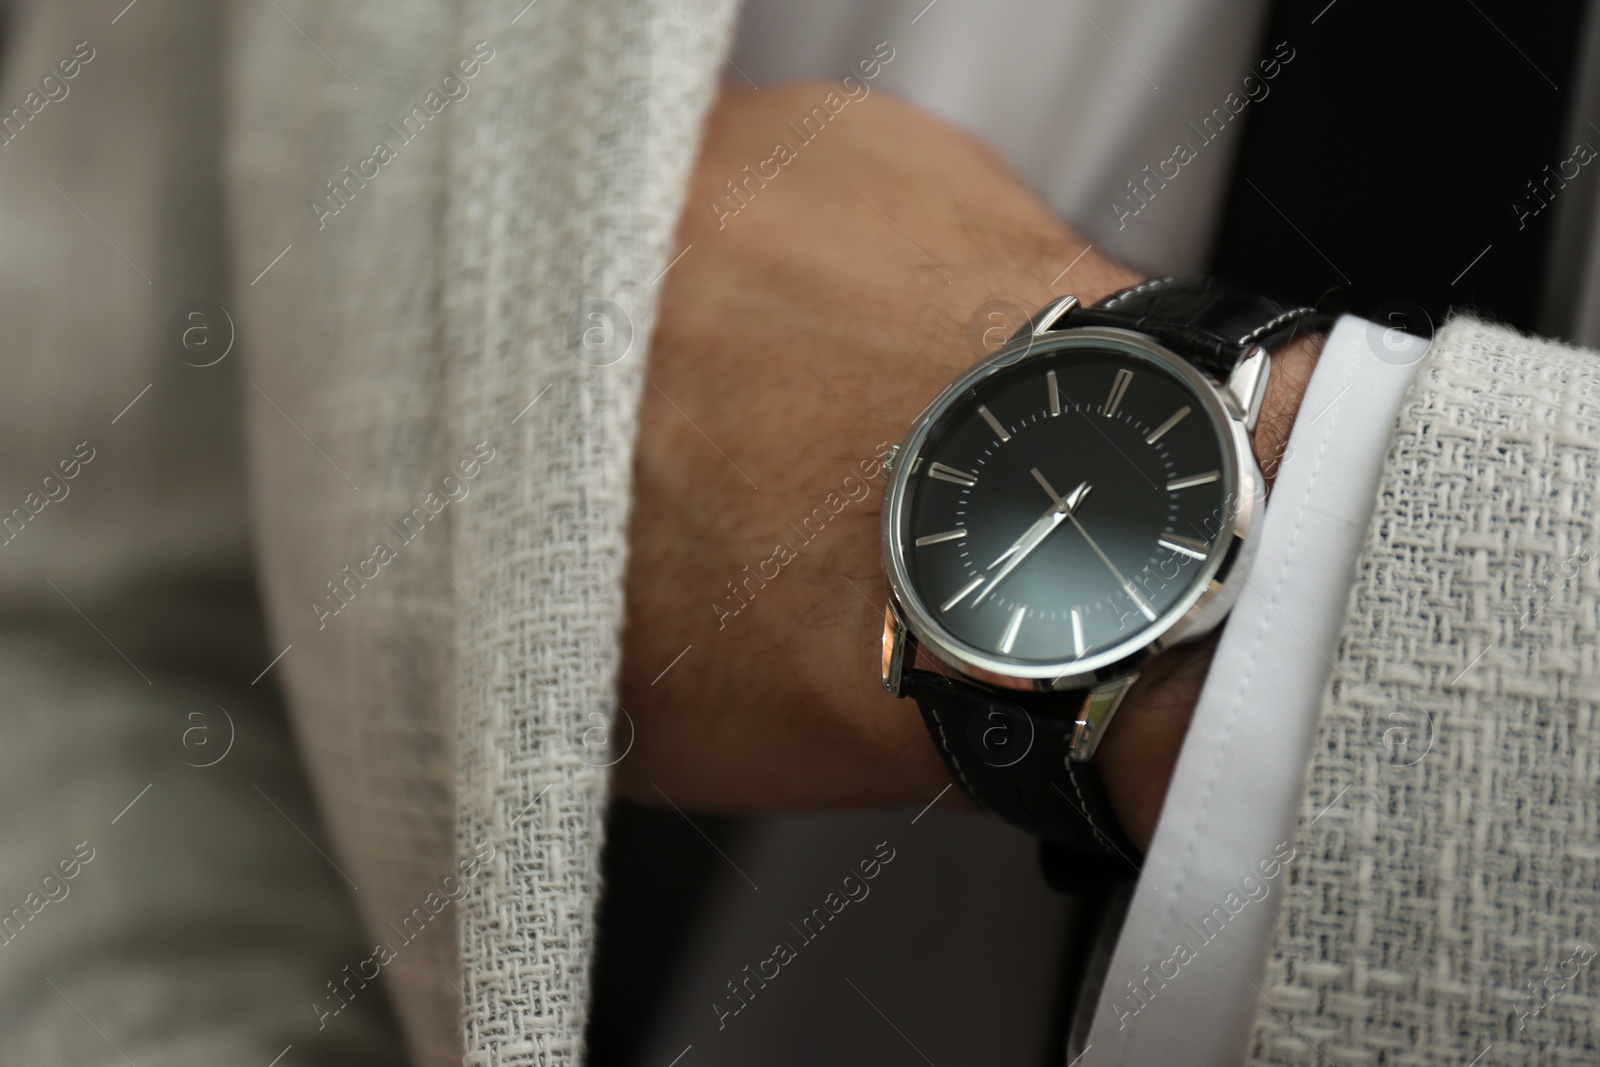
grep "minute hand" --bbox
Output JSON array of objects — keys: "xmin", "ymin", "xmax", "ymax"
[{"xmin": 971, "ymin": 481, "xmax": 1090, "ymax": 608}]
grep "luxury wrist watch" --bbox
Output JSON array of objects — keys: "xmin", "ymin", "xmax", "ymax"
[{"xmin": 879, "ymin": 277, "xmax": 1328, "ymax": 888}]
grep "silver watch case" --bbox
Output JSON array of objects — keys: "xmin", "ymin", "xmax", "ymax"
[{"xmin": 880, "ymin": 299, "xmax": 1269, "ymax": 719}]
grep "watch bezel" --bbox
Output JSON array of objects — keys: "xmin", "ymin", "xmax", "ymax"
[{"xmin": 881, "ymin": 325, "xmax": 1262, "ymax": 693}]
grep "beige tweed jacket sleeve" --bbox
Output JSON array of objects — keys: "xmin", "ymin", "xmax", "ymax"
[
  {"xmin": 221, "ymin": 0, "xmax": 743, "ymax": 1063},
  {"xmin": 1248, "ymin": 319, "xmax": 1600, "ymax": 1065}
]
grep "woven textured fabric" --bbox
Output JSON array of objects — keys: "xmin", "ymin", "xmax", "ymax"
[
  {"xmin": 226, "ymin": 1, "xmax": 738, "ymax": 1063},
  {"xmin": 443, "ymin": 1, "xmax": 738, "ymax": 1063},
  {"xmin": 226, "ymin": 4, "xmax": 474, "ymax": 1061},
  {"xmin": 1249, "ymin": 317, "xmax": 1600, "ymax": 1064}
]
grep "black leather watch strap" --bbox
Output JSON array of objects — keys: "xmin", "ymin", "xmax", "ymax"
[
  {"xmin": 906, "ymin": 669, "xmax": 1140, "ymax": 889},
  {"xmin": 1066, "ymin": 276, "xmax": 1331, "ymax": 381}
]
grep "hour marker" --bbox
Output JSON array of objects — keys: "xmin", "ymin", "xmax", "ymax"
[
  {"xmin": 1124, "ymin": 583, "xmax": 1158, "ymax": 621},
  {"xmin": 915, "ymin": 528, "xmax": 967, "ymax": 547},
  {"xmin": 928, "ymin": 462, "xmax": 978, "ymax": 488},
  {"xmin": 1071, "ymin": 608, "xmax": 1085, "ymax": 658},
  {"xmin": 1167, "ymin": 470, "xmax": 1220, "ymax": 491},
  {"xmin": 1104, "ymin": 368, "xmax": 1132, "ymax": 417},
  {"xmin": 940, "ymin": 575, "xmax": 985, "ymax": 613},
  {"xmin": 1047, "ymin": 370, "xmax": 1061, "ymax": 416},
  {"xmin": 999, "ymin": 604, "xmax": 1026, "ymax": 654},
  {"xmin": 977, "ymin": 405, "xmax": 1011, "ymax": 442},
  {"xmin": 1159, "ymin": 533, "xmax": 1210, "ymax": 560},
  {"xmin": 1145, "ymin": 405, "xmax": 1191, "ymax": 444}
]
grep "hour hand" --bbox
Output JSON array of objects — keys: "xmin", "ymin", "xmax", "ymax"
[
  {"xmin": 973, "ymin": 480, "xmax": 1090, "ymax": 606},
  {"xmin": 987, "ymin": 477, "xmax": 1091, "ymax": 570}
]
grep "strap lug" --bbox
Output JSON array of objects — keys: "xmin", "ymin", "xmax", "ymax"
[
  {"xmin": 881, "ymin": 601, "xmax": 915, "ymax": 697},
  {"xmin": 1015, "ymin": 294, "xmax": 1081, "ymax": 340},
  {"xmin": 1068, "ymin": 674, "xmax": 1139, "ymax": 762},
  {"xmin": 1225, "ymin": 345, "xmax": 1270, "ymax": 432}
]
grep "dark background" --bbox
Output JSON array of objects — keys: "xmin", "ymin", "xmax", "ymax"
[{"xmin": 1211, "ymin": 0, "xmax": 1591, "ymax": 338}]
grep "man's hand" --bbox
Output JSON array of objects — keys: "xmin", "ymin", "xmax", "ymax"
[{"xmin": 619, "ymin": 85, "xmax": 1318, "ymax": 849}]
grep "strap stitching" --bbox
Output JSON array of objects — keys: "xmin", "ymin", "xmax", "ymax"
[
  {"xmin": 927, "ymin": 684, "xmax": 1123, "ymax": 855},
  {"xmin": 1236, "ymin": 306, "xmax": 1317, "ymax": 347},
  {"xmin": 1099, "ymin": 275, "xmax": 1177, "ymax": 308},
  {"xmin": 924, "ymin": 701, "xmax": 980, "ymax": 803},
  {"xmin": 1061, "ymin": 759, "xmax": 1120, "ymax": 853}
]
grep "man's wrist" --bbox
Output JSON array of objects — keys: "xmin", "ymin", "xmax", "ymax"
[{"xmin": 1254, "ymin": 331, "xmax": 1327, "ymax": 493}]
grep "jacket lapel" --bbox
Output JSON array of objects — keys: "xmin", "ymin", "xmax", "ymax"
[{"xmin": 227, "ymin": 0, "xmax": 739, "ymax": 1061}]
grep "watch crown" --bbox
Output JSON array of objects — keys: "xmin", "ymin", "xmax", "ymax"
[{"xmin": 883, "ymin": 444, "xmax": 901, "ymax": 473}]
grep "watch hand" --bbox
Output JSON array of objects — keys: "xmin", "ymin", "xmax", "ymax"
[
  {"xmin": 1067, "ymin": 510, "xmax": 1157, "ymax": 621},
  {"xmin": 1031, "ymin": 467, "xmax": 1069, "ymax": 510},
  {"xmin": 992, "ymin": 476, "xmax": 1094, "ymax": 572},
  {"xmin": 987, "ymin": 504, "xmax": 1059, "ymax": 571},
  {"xmin": 973, "ymin": 480, "xmax": 1090, "ymax": 607}
]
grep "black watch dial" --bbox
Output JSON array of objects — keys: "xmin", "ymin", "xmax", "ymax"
[{"xmin": 897, "ymin": 342, "xmax": 1235, "ymax": 670}]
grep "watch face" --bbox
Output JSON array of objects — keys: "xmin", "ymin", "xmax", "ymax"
[{"xmin": 886, "ymin": 331, "xmax": 1242, "ymax": 680}]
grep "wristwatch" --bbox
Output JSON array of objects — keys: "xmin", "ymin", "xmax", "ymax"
[{"xmin": 879, "ymin": 277, "xmax": 1327, "ymax": 889}]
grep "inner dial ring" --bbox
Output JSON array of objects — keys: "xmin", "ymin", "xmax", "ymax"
[{"xmin": 889, "ymin": 330, "xmax": 1240, "ymax": 682}]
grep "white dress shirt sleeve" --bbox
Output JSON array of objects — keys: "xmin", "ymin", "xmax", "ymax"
[{"xmin": 1084, "ymin": 315, "xmax": 1428, "ymax": 1065}]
